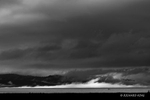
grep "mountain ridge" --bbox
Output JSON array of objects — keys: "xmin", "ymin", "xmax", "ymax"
[{"xmin": 0, "ymin": 74, "xmax": 63, "ymax": 87}]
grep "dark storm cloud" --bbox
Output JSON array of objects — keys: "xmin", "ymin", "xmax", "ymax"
[
  {"xmin": 0, "ymin": 0, "xmax": 19, "ymax": 7},
  {"xmin": 66, "ymin": 31, "xmax": 150, "ymax": 67},
  {"xmin": 99, "ymin": 31, "xmax": 150, "ymax": 66},
  {"xmin": 0, "ymin": 49, "xmax": 28, "ymax": 60},
  {"xmin": 69, "ymin": 40, "xmax": 100, "ymax": 59},
  {"xmin": 0, "ymin": 0, "xmax": 150, "ymax": 75},
  {"xmin": 0, "ymin": 31, "xmax": 150, "ymax": 68},
  {"xmin": 0, "ymin": 44, "xmax": 62, "ymax": 61}
]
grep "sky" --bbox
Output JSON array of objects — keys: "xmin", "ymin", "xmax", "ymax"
[{"xmin": 0, "ymin": 0, "xmax": 150, "ymax": 76}]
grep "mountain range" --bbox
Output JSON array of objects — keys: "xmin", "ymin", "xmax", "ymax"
[
  {"xmin": 0, "ymin": 74, "xmax": 92, "ymax": 87},
  {"xmin": 0, "ymin": 73, "xmax": 140, "ymax": 87}
]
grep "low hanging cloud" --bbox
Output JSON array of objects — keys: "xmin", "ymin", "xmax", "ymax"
[
  {"xmin": 20, "ymin": 78, "xmax": 143, "ymax": 89},
  {"xmin": 0, "ymin": 31, "xmax": 150, "ymax": 71},
  {"xmin": 63, "ymin": 67, "xmax": 150, "ymax": 86}
]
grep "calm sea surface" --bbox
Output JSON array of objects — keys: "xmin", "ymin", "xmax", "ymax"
[{"xmin": 0, "ymin": 88, "xmax": 150, "ymax": 93}]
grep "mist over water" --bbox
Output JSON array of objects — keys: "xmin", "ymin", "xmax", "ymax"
[{"xmin": 19, "ymin": 78, "xmax": 145, "ymax": 88}]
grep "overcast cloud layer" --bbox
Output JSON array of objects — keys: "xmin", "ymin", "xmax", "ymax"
[{"xmin": 0, "ymin": 0, "xmax": 150, "ymax": 75}]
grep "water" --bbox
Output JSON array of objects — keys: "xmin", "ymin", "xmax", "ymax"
[{"xmin": 0, "ymin": 88, "xmax": 150, "ymax": 93}]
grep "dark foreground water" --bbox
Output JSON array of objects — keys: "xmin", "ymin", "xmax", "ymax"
[{"xmin": 0, "ymin": 88, "xmax": 150, "ymax": 93}]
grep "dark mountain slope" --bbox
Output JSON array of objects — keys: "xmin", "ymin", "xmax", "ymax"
[{"xmin": 0, "ymin": 74, "xmax": 63, "ymax": 87}]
